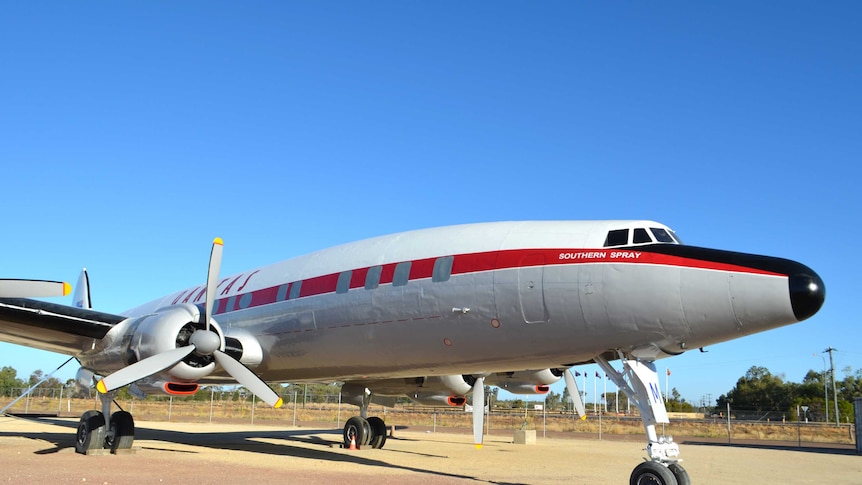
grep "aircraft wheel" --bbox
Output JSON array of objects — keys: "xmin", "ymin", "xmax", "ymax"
[
  {"xmin": 343, "ymin": 416, "xmax": 368, "ymax": 449},
  {"xmin": 75, "ymin": 410, "xmax": 106, "ymax": 454},
  {"xmin": 630, "ymin": 461, "xmax": 678, "ymax": 485},
  {"xmin": 361, "ymin": 417, "xmax": 373, "ymax": 446},
  {"xmin": 668, "ymin": 463, "xmax": 690, "ymax": 485},
  {"xmin": 367, "ymin": 416, "xmax": 387, "ymax": 449},
  {"xmin": 106, "ymin": 411, "xmax": 135, "ymax": 452}
]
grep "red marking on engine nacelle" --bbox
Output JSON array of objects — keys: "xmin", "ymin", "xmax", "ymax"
[
  {"xmin": 163, "ymin": 382, "xmax": 200, "ymax": 395},
  {"xmin": 447, "ymin": 396, "xmax": 467, "ymax": 406}
]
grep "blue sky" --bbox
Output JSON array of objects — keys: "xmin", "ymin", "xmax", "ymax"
[{"xmin": 1, "ymin": 2, "xmax": 859, "ymax": 408}]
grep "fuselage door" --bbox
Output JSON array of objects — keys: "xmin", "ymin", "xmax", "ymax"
[{"xmin": 518, "ymin": 254, "xmax": 547, "ymax": 323}]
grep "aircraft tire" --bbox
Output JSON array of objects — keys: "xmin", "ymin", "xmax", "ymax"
[
  {"xmin": 668, "ymin": 463, "xmax": 690, "ymax": 485},
  {"xmin": 361, "ymin": 417, "xmax": 372, "ymax": 446},
  {"xmin": 75, "ymin": 410, "xmax": 106, "ymax": 455},
  {"xmin": 629, "ymin": 461, "xmax": 678, "ymax": 485},
  {"xmin": 106, "ymin": 411, "xmax": 135, "ymax": 452},
  {"xmin": 343, "ymin": 416, "xmax": 368, "ymax": 449},
  {"xmin": 367, "ymin": 416, "xmax": 387, "ymax": 449}
]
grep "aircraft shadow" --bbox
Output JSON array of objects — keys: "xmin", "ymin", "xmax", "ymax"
[
  {"xmin": 681, "ymin": 439, "xmax": 858, "ymax": 456},
  {"xmin": 5, "ymin": 417, "xmax": 501, "ymax": 483}
]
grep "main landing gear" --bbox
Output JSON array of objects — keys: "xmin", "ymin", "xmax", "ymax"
[
  {"xmin": 342, "ymin": 393, "xmax": 388, "ymax": 449},
  {"xmin": 595, "ymin": 353, "xmax": 690, "ymax": 485},
  {"xmin": 342, "ymin": 416, "xmax": 388, "ymax": 449},
  {"xmin": 75, "ymin": 391, "xmax": 136, "ymax": 455}
]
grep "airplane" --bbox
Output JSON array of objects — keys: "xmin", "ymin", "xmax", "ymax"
[{"xmin": 0, "ymin": 220, "xmax": 824, "ymax": 485}]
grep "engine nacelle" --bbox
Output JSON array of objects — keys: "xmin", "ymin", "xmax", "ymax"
[
  {"xmin": 409, "ymin": 392, "xmax": 467, "ymax": 407},
  {"xmin": 485, "ymin": 369, "xmax": 562, "ymax": 395},
  {"xmin": 340, "ymin": 382, "xmax": 398, "ymax": 408},
  {"xmin": 341, "ymin": 375, "xmax": 476, "ymax": 408}
]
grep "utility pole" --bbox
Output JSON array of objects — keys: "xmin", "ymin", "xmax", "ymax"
[{"xmin": 824, "ymin": 347, "xmax": 839, "ymax": 425}]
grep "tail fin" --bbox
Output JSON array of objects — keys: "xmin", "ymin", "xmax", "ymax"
[{"xmin": 73, "ymin": 268, "xmax": 91, "ymax": 309}]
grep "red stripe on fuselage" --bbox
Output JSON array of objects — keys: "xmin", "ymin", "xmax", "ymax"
[{"xmin": 210, "ymin": 247, "xmax": 784, "ymax": 316}]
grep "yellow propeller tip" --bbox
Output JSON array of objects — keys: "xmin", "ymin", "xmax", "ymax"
[
  {"xmin": 62, "ymin": 282, "xmax": 72, "ymax": 296},
  {"xmin": 474, "ymin": 444, "xmax": 483, "ymax": 449},
  {"xmin": 580, "ymin": 415, "xmax": 587, "ymax": 421},
  {"xmin": 213, "ymin": 237, "xmax": 224, "ymax": 246},
  {"xmin": 274, "ymin": 397, "xmax": 284, "ymax": 409},
  {"xmin": 96, "ymin": 380, "xmax": 108, "ymax": 394}
]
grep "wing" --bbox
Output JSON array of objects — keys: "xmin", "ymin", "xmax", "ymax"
[{"xmin": 0, "ymin": 298, "xmax": 126, "ymax": 355}]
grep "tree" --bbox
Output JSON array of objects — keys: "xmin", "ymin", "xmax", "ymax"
[
  {"xmin": 725, "ymin": 366, "xmax": 792, "ymax": 417},
  {"xmin": 0, "ymin": 366, "xmax": 24, "ymax": 395},
  {"xmin": 665, "ymin": 388, "xmax": 695, "ymax": 412}
]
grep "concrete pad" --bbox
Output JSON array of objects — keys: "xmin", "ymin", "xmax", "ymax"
[{"xmin": 1, "ymin": 415, "xmax": 860, "ymax": 484}]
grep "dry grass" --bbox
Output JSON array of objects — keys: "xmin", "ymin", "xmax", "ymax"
[{"xmin": 3, "ymin": 396, "xmax": 855, "ymax": 445}]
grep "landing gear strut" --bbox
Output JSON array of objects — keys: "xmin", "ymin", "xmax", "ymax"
[
  {"xmin": 595, "ymin": 353, "xmax": 689, "ymax": 485},
  {"xmin": 74, "ymin": 391, "xmax": 136, "ymax": 455}
]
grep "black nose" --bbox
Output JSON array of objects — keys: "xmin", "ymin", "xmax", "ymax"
[{"xmin": 789, "ymin": 271, "xmax": 825, "ymax": 321}]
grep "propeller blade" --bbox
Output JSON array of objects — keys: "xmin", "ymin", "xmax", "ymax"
[
  {"xmin": 213, "ymin": 350, "xmax": 283, "ymax": 408},
  {"xmin": 564, "ymin": 369, "xmax": 587, "ymax": 420},
  {"xmin": 0, "ymin": 279, "xmax": 71, "ymax": 298},
  {"xmin": 96, "ymin": 346, "xmax": 195, "ymax": 393},
  {"xmin": 203, "ymin": 237, "xmax": 224, "ymax": 331},
  {"xmin": 472, "ymin": 376, "xmax": 485, "ymax": 448}
]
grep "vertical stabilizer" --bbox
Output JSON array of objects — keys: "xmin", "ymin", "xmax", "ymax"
[{"xmin": 73, "ymin": 269, "xmax": 91, "ymax": 309}]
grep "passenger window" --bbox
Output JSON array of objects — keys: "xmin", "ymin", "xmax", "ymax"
[
  {"xmin": 603, "ymin": 229, "xmax": 629, "ymax": 247},
  {"xmin": 650, "ymin": 228, "xmax": 676, "ymax": 243},
  {"xmin": 336, "ymin": 271, "xmax": 352, "ymax": 294},
  {"xmin": 633, "ymin": 228, "xmax": 652, "ymax": 244},
  {"xmin": 393, "ymin": 262, "xmax": 412, "ymax": 287},
  {"xmin": 288, "ymin": 281, "xmax": 302, "ymax": 300},
  {"xmin": 365, "ymin": 266, "xmax": 382, "ymax": 290},
  {"xmin": 432, "ymin": 256, "xmax": 454, "ymax": 283}
]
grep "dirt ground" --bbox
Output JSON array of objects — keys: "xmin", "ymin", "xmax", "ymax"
[{"xmin": 1, "ymin": 415, "xmax": 860, "ymax": 484}]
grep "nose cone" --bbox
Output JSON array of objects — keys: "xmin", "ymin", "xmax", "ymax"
[{"xmin": 789, "ymin": 270, "xmax": 825, "ymax": 321}]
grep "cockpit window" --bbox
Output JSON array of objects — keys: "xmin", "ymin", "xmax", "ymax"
[
  {"xmin": 650, "ymin": 228, "xmax": 676, "ymax": 243},
  {"xmin": 604, "ymin": 229, "xmax": 629, "ymax": 247},
  {"xmin": 633, "ymin": 228, "xmax": 652, "ymax": 244}
]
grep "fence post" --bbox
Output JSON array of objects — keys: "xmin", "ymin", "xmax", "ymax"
[
  {"xmin": 293, "ymin": 390, "xmax": 298, "ymax": 427},
  {"xmin": 854, "ymin": 397, "xmax": 862, "ymax": 454}
]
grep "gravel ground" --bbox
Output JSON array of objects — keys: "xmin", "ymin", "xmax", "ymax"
[{"xmin": 2, "ymin": 415, "xmax": 860, "ymax": 484}]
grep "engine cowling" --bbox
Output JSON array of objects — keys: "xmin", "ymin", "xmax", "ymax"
[
  {"xmin": 484, "ymin": 369, "xmax": 562, "ymax": 395},
  {"xmin": 81, "ymin": 303, "xmax": 256, "ymax": 384}
]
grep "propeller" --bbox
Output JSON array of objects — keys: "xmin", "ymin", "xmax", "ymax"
[
  {"xmin": 0, "ymin": 279, "xmax": 71, "ymax": 298},
  {"xmin": 472, "ymin": 376, "xmax": 485, "ymax": 448},
  {"xmin": 564, "ymin": 369, "xmax": 587, "ymax": 420},
  {"xmin": 97, "ymin": 238, "xmax": 283, "ymax": 408}
]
